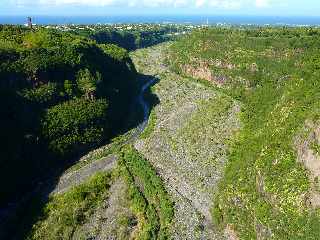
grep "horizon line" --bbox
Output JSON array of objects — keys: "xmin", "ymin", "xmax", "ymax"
[{"xmin": 2, "ymin": 14, "xmax": 320, "ymax": 18}]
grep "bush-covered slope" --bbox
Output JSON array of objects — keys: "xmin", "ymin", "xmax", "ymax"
[
  {"xmin": 168, "ymin": 28, "xmax": 320, "ymax": 239},
  {"xmin": 0, "ymin": 25, "xmax": 138, "ymax": 206},
  {"xmin": 71, "ymin": 25, "xmax": 177, "ymax": 51},
  {"xmin": 87, "ymin": 29, "xmax": 169, "ymax": 51},
  {"xmin": 119, "ymin": 145, "xmax": 174, "ymax": 239},
  {"xmin": 27, "ymin": 172, "xmax": 113, "ymax": 240}
]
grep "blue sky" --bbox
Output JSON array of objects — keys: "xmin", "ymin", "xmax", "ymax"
[{"xmin": 1, "ymin": 0, "xmax": 320, "ymax": 16}]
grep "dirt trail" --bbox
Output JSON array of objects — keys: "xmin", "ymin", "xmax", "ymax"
[
  {"xmin": 131, "ymin": 43, "xmax": 240, "ymax": 239},
  {"xmin": 52, "ymin": 155, "xmax": 117, "ymax": 195}
]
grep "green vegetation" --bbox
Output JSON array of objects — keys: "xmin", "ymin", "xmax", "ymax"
[
  {"xmin": 27, "ymin": 172, "xmax": 112, "ymax": 240},
  {"xmin": 100, "ymin": 43, "xmax": 131, "ymax": 61},
  {"xmin": 66, "ymin": 128, "xmax": 136, "ymax": 173},
  {"xmin": 119, "ymin": 145, "xmax": 174, "ymax": 239},
  {"xmin": 71, "ymin": 24, "xmax": 188, "ymax": 51},
  {"xmin": 140, "ymin": 84, "xmax": 158, "ymax": 140},
  {"xmin": 175, "ymin": 96, "xmax": 235, "ymax": 160},
  {"xmin": 169, "ymin": 27, "xmax": 320, "ymax": 239},
  {"xmin": 42, "ymin": 98, "xmax": 108, "ymax": 155},
  {"xmin": 0, "ymin": 25, "xmax": 138, "ymax": 206},
  {"xmin": 311, "ymin": 142, "xmax": 320, "ymax": 156},
  {"xmin": 4, "ymin": 24, "xmax": 320, "ymax": 239},
  {"xmin": 21, "ymin": 144, "xmax": 174, "ymax": 240},
  {"xmin": 140, "ymin": 110, "xmax": 157, "ymax": 139},
  {"xmin": 88, "ymin": 29, "xmax": 167, "ymax": 51},
  {"xmin": 20, "ymin": 82, "xmax": 60, "ymax": 104}
]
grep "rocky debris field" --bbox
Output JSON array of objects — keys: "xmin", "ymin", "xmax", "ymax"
[
  {"xmin": 72, "ymin": 178, "xmax": 136, "ymax": 240},
  {"xmin": 131, "ymin": 44, "xmax": 241, "ymax": 239}
]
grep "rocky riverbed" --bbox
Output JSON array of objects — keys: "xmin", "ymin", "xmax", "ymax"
[{"xmin": 131, "ymin": 43, "xmax": 241, "ymax": 239}]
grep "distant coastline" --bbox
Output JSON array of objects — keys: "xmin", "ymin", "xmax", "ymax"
[{"xmin": 1, "ymin": 15, "xmax": 320, "ymax": 26}]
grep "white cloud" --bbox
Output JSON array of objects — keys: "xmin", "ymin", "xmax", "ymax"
[
  {"xmin": 195, "ymin": 0, "xmax": 205, "ymax": 7},
  {"xmin": 210, "ymin": 0, "xmax": 242, "ymax": 9},
  {"xmin": 12, "ymin": 0, "xmax": 272, "ymax": 9},
  {"xmin": 255, "ymin": 0, "xmax": 269, "ymax": 8}
]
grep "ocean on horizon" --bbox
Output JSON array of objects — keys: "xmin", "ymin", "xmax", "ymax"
[{"xmin": 1, "ymin": 15, "xmax": 320, "ymax": 26}]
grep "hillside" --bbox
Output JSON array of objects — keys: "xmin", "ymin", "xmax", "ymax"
[
  {"xmin": 72, "ymin": 24, "xmax": 173, "ymax": 51},
  {"xmin": 0, "ymin": 25, "xmax": 139, "ymax": 207},
  {"xmin": 15, "ymin": 42, "xmax": 236, "ymax": 240},
  {"xmin": 168, "ymin": 28, "xmax": 320, "ymax": 239},
  {"xmin": 1, "ymin": 26, "xmax": 320, "ymax": 240}
]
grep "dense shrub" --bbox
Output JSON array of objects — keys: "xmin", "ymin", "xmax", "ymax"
[
  {"xmin": 20, "ymin": 82, "xmax": 60, "ymax": 105},
  {"xmin": 120, "ymin": 145, "xmax": 174, "ymax": 239},
  {"xmin": 87, "ymin": 29, "xmax": 169, "ymax": 51},
  {"xmin": 41, "ymin": 98, "xmax": 108, "ymax": 156},
  {"xmin": 0, "ymin": 26, "xmax": 138, "ymax": 205}
]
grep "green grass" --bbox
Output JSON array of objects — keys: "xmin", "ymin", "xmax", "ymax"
[
  {"xmin": 311, "ymin": 142, "xmax": 320, "ymax": 156},
  {"xmin": 27, "ymin": 172, "xmax": 113, "ymax": 240},
  {"xmin": 139, "ymin": 81, "xmax": 158, "ymax": 140},
  {"xmin": 119, "ymin": 145, "xmax": 174, "ymax": 239},
  {"xmin": 140, "ymin": 110, "xmax": 157, "ymax": 140}
]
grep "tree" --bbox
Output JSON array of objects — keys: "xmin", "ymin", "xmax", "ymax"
[
  {"xmin": 41, "ymin": 98, "xmax": 108, "ymax": 156},
  {"xmin": 76, "ymin": 68, "xmax": 101, "ymax": 100}
]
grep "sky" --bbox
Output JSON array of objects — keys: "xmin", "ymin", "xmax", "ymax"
[{"xmin": 1, "ymin": 0, "xmax": 320, "ymax": 16}]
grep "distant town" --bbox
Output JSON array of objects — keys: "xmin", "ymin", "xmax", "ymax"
[{"xmin": 23, "ymin": 16, "xmax": 211, "ymax": 36}]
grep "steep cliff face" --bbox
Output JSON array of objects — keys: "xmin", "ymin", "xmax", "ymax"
[
  {"xmin": 170, "ymin": 55, "xmax": 236, "ymax": 86},
  {"xmin": 295, "ymin": 120, "xmax": 320, "ymax": 209},
  {"xmin": 182, "ymin": 62, "xmax": 229, "ymax": 86}
]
